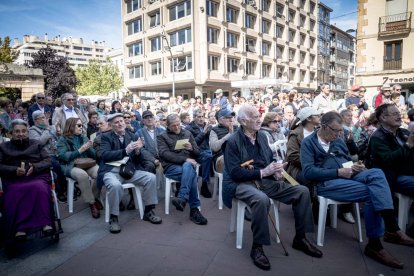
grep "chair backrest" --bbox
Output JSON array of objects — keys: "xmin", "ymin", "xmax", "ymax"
[{"xmin": 274, "ymin": 139, "xmax": 287, "ymax": 160}]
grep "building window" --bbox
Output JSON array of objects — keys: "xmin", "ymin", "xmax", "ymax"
[
  {"xmin": 310, "ymin": 19, "xmax": 315, "ymax": 31},
  {"xmin": 151, "ymin": 61, "xmax": 162, "ymax": 75},
  {"xmin": 289, "ymin": 48, "xmax": 296, "ymax": 61},
  {"xmin": 310, "ymin": 71, "xmax": 315, "ymax": 81},
  {"xmin": 206, "ymin": 0, "xmax": 218, "ymax": 17},
  {"xmin": 246, "ymin": 61, "xmax": 256, "ymax": 75},
  {"xmin": 207, "ymin": 27, "xmax": 219, "ymax": 43},
  {"xmin": 150, "ymin": 36, "xmax": 161, "ymax": 52},
  {"xmin": 127, "ymin": 18, "xmax": 142, "ymax": 35},
  {"xmin": 208, "ymin": 55, "xmax": 219, "ymax": 70},
  {"xmin": 277, "ymin": 66, "xmax": 284, "ymax": 78},
  {"xmin": 289, "ymin": 68, "xmax": 296, "ymax": 80},
  {"xmin": 300, "ymin": 33, "xmax": 306, "ymax": 45},
  {"xmin": 310, "ymin": 37, "xmax": 315, "ymax": 48},
  {"xmin": 226, "ymin": 6, "xmax": 238, "ymax": 23},
  {"xmin": 289, "ymin": 29, "xmax": 296, "ymax": 43},
  {"xmin": 276, "ymin": 45, "xmax": 284, "ymax": 59},
  {"xmin": 227, "ymin": 32, "xmax": 238, "ymax": 48},
  {"xmin": 170, "ymin": 28, "xmax": 192, "ymax": 47},
  {"xmin": 300, "ymin": 51, "xmax": 306, "ymax": 63},
  {"xmin": 128, "ymin": 41, "xmax": 143, "ymax": 57},
  {"xmin": 384, "ymin": 40, "xmax": 402, "ymax": 70},
  {"xmin": 310, "ymin": 54, "xmax": 315, "ymax": 66},
  {"xmin": 300, "ymin": 15, "xmax": 306, "ymax": 28},
  {"xmin": 261, "ymin": 0, "xmax": 271, "ymax": 12},
  {"xmin": 245, "ymin": 13, "xmax": 256, "ymax": 29},
  {"xmin": 262, "ymin": 41, "xmax": 270, "ymax": 56},
  {"xmin": 276, "ymin": 3, "xmax": 284, "ymax": 18},
  {"xmin": 169, "ymin": 0, "xmax": 191, "ymax": 21},
  {"xmin": 246, "ymin": 37, "xmax": 256, "ymax": 53},
  {"xmin": 127, "ymin": 0, "xmax": 141, "ymax": 13},
  {"xmin": 310, "ymin": 1, "xmax": 315, "ymax": 13},
  {"xmin": 276, "ymin": 24, "xmax": 284, "ymax": 38},
  {"xmin": 262, "ymin": 63, "xmax": 271, "ymax": 77},
  {"xmin": 288, "ymin": 9, "xmax": 295, "ymax": 23},
  {"xmin": 300, "ymin": 0, "xmax": 306, "ymax": 9},
  {"xmin": 171, "ymin": 55, "xmax": 192, "ymax": 72},
  {"xmin": 300, "ymin": 70, "xmax": 306, "ymax": 82},
  {"xmin": 227, "ymin": 58, "xmax": 239, "ymax": 73},
  {"xmin": 149, "ymin": 11, "xmax": 161, "ymax": 28},
  {"xmin": 129, "ymin": 64, "xmax": 143, "ymax": 79},
  {"xmin": 262, "ymin": 19, "xmax": 270, "ymax": 34}
]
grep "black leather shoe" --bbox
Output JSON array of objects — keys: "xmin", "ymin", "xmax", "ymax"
[
  {"xmin": 250, "ymin": 246, "xmax": 271, "ymax": 270},
  {"xmin": 200, "ymin": 183, "xmax": 212, "ymax": 198},
  {"xmin": 292, "ymin": 237, "xmax": 323, "ymax": 258},
  {"xmin": 172, "ymin": 197, "xmax": 186, "ymax": 211}
]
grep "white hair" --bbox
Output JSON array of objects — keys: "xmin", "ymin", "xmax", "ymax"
[{"xmin": 237, "ymin": 104, "xmax": 256, "ymax": 125}]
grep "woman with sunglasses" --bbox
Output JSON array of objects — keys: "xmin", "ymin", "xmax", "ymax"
[
  {"xmin": 57, "ymin": 118, "xmax": 101, "ymax": 219},
  {"xmin": 260, "ymin": 112, "xmax": 286, "ymax": 160}
]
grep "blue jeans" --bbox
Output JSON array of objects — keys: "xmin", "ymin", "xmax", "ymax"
[
  {"xmin": 316, "ymin": 168, "xmax": 393, "ymax": 238},
  {"xmin": 196, "ymin": 150, "xmax": 212, "ymax": 184},
  {"xmin": 396, "ymin": 175, "xmax": 414, "ymax": 197},
  {"xmin": 164, "ymin": 162, "xmax": 200, "ymax": 209}
]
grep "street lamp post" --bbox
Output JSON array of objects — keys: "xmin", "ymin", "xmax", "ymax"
[{"xmin": 161, "ymin": 32, "xmax": 175, "ymax": 98}]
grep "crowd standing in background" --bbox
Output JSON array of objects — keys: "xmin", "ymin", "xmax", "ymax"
[{"xmin": 0, "ymin": 82, "xmax": 414, "ymax": 270}]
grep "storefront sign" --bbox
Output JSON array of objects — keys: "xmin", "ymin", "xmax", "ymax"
[{"xmin": 383, "ymin": 75, "xmax": 414, "ymax": 85}]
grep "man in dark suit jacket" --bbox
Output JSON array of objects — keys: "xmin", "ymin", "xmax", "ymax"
[
  {"xmin": 28, "ymin": 92, "xmax": 52, "ymax": 126},
  {"xmin": 97, "ymin": 113, "xmax": 162, "ymax": 234},
  {"xmin": 211, "ymin": 89, "xmax": 229, "ymax": 110}
]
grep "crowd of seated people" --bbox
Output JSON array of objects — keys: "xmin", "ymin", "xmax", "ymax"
[{"xmin": 0, "ymin": 83, "xmax": 413, "ymax": 270}]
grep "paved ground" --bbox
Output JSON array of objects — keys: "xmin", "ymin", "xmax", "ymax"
[{"xmin": 1, "ymin": 184, "xmax": 414, "ymax": 276}]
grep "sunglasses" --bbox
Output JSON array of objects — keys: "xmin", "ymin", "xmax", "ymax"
[
  {"xmin": 271, "ymin": 120, "xmax": 281, "ymax": 123},
  {"xmin": 66, "ymin": 99, "xmax": 75, "ymax": 101},
  {"xmin": 76, "ymin": 124, "xmax": 83, "ymax": 128},
  {"xmin": 124, "ymin": 116, "xmax": 131, "ymax": 119},
  {"xmin": 359, "ymin": 90, "xmax": 366, "ymax": 92},
  {"xmin": 37, "ymin": 97, "xmax": 45, "ymax": 99}
]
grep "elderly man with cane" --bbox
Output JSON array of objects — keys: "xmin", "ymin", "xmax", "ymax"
[{"xmin": 222, "ymin": 104, "xmax": 322, "ymax": 271}]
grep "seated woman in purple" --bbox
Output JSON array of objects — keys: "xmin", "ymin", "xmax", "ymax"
[{"xmin": 0, "ymin": 119, "xmax": 52, "ymax": 241}]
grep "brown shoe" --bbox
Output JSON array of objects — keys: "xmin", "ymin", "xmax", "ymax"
[
  {"xmin": 384, "ymin": 230, "xmax": 414, "ymax": 246},
  {"xmin": 364, "ymin": 245, "xmax": 404, "ymax": 269},
  {"xmin": 90, "ymin": 203, "xmax": 100, "ymax": 219},
  {"xmin": 94, "ymin": 198, "xmax": 104, "ymax": 210}
]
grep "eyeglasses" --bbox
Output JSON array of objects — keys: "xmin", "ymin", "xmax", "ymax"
[
  {"xmin": 37, "ymin": 97, "xmax": 45, "ymax": 99},
  {"xmin": 326, "ymin": 124, "xmax": 343, "ymax": 133},
  {"xmin": 66, "ymin": 99, "xmax": 75, "ymax": 101},
  {"xmin": 359, "ymin": 90, "xmax": 366, "ymax": 92},
  {"xmin": 271, "ymin": 120, "xmax": 281, "ymax": 123},
  {"xmin": 124, "ymin": 116, "xmax": 131, "ymax": 119},
  {"xmin": 76, "ymin": 124, "xmax": 83, "ymax": 128}
]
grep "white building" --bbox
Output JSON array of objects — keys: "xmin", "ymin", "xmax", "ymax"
[
  {"xmin": 122, "ymin": 0, "xmax": 319, "ymax": 99},
  {"xmin": 13, "ymin": 34, "xmax": 112, "ymax": 69}
]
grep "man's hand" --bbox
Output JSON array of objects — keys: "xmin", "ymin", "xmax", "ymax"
[
  {"xmin": 203, "ymin": 123, "xmax": 212, "ymax": 133},
  {"xmin": 26, "ymin": 163, "xmax": 34, "ymax": 176},
  {"xmin": 406, "ymin": 132, "xmax": 414, "ymax": 148},
  {"xmin": 185, "ymin": 158, "xmax": 197, "ymax": 166},
  {"xmin": 154, "ymin": 159, "xmax": 160, "ymax": 166},
  {"xmin": 261, "ymin": 162, "xmax": 280, "ymax": 178},
  {"xmin": 184, "ymin": 142, "xmax": 193, "ymax": 151},
  {"xmin": 126, "ymin": 140, "xmax": 142, "ymax": 154},
  {"xmin": 228, "ymin": 125, "xmax": 234, "ymax": 133},
  {"xmin": 338, "ymin": 168, "xmax": 353, "ymax": 179},
  {"xmin": 16, "ymin": 167, "xmax": 25, "ymax": 176},
  {"xmin": 351, "ymin": 161, "xmax": 366, "ymax": 173}
]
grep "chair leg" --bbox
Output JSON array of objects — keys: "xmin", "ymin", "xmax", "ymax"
[
  {"xmin": 354, "ymin": 203, "xmax": 363, "ymax": 243},
  {"xmin": 132, "ymin": 187, "xmax": 144, "ymax": 219},
  {"xmin": 330, "ymin": 204, "xmax": 337, "ymax": 229},
  {"xmin": 67, "ymin": 178, "xmax": 74, "ymax": 213},
  {"xmin": 105, "ymin": 192, "xmax": 110, "ymax": 223},
  {"xmin": 397, "ymin": 194, "xmax": 411, "ymax": 232},
  {"xmin": 218, "ymin": 174, "xmax": 223, "ymax": 210},
  {"xmin": 212, "ymin": 174, "xmax": 218, "ymax": 201},
  {"xmin": 317, "ymin": 197, "xmax": 328, "ymax": 247},
  {"xmin": 236, "ymin": 200, "xmax": 246, "ymax": 249},
  {"xmin": 165, "ymin": 179, "xmax": 172, "ymax": 215}
]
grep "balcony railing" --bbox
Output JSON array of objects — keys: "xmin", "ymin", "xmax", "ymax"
[
  {"xmin": 379, "ymin": 12, "xmax": 411, "ymax": 36},
  {"xmin": 383, "ymin": 58, "xmax": 402, "ymax": 70}
]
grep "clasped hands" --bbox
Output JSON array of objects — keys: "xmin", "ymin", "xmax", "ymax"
[
  {"xmin": 126, "ymin": 139, "xmax": 144, "ymax": 154},
  {"xmin": 261, "ymin": 161, "xmax": 287, "ymax": 179},
  {"xmin": 338, "ymin": 161, "xmax": 366, "ymax": 179},
  {"xmin": 16, "ymin": 163, "xmax": 33, "ymax": 176}
]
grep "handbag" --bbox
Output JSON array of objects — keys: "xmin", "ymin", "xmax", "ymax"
[
  {"xmin": 74, "ymin": 157, "xmax": 96, "ymax": 169},
  {"xmin": 119, "ymin": 158, "xmax": 135, "ymax": 179}
]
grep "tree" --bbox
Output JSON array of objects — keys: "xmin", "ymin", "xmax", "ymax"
[
  {"xmin": 30, "ymin": 46, "xmax": 78, "ymax": 99},
  {"xmin": 0, "ymin": 36, "xmax": 19, "ymax": 63},
  {"xmin": 75, "ymin": 58, "xmax": 123, "ymax": 96}
]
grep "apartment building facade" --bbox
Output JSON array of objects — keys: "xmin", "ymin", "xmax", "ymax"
[
  {"xmin": 122, "ymin": 0, "xmax": 319, "ymax": 99},
  {"xmin": 13, "ymin": 34, "xmax": 111, "ymax": 69},
  {"xmin": 356, "ymin": 0, "xmax": 413, "ymax": 102},
  {"xmin": 329, "ymin": 24, "xmax": 355, "ymax": 93},
  {"xmin": 317, "ymin": 2, "xmax": 332, "ymax": 88}
]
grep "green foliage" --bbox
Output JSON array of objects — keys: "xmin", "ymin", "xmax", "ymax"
[
  {"xmin": 30, "ymin": 46, "xmax": 78, "ymax": 98},
  {"xmin": 0, "ymin": 36, "xmax": 19, "ymax": 63},
  {"xmin": 75, "ymin": 58, "xmax": 123, "ymax": 96},
  {"xmin": 0, "ymin": 87, "xmax": 21, "ymax": 102}
]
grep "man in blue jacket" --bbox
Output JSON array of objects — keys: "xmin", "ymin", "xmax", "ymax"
[
  {"xmin": 300, "ymin": 111, "xmax": 414, "ymax": 269},
  {"xmin": 223, "ymin": 105, "xmax": 322, "ymax": 271}
]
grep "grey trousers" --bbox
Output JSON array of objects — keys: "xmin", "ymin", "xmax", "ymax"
[
  {"xmin": 70, "ymin": 165, "xmax": 99, "ymax": 204},
  {"xmin": 103, "ymin": 167, "xmax": 158, "ymax": 217},
  {"xmin": 235, "ymin": 180, "xmax": 314, "ymax": 245}
]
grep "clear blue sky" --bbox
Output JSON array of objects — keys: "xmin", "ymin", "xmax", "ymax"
[{"xmin": 0, "ymin": 0, "xmax": 357, "ymax": 49}]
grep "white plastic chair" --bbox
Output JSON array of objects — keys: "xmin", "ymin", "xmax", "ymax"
[
  {"xmin": 213, "ymin": 171, "xmax": 223, "ymax": 210},
  {"xmin": 230, "ymin": 198, "xmax": 280, "ymax": 249},
  {"xmin": 105, "ymin": 183, "xmax": 144, "ymax": 222},
  {"xmin": 66, "ymin": 177, "xmax": 76, "ymax": 213},
  {"xmin": 395, "ymin": 193, "xmax": 413, "ymax": 232},
  {"xmin": 274, "ymin": 139, "xmax": 288, "ymax": 160},
  {"xmin": 165, "ymin": 164, "xmax": 200, "ymax": 215},
  {"xmin": 317, "ymin": 195, "xmax": 363, "ymax": 246}
]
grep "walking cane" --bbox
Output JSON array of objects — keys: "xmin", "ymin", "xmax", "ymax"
[{"xmin": 240, "ymin": 160, "xmax": 289, "ymax": 256}]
